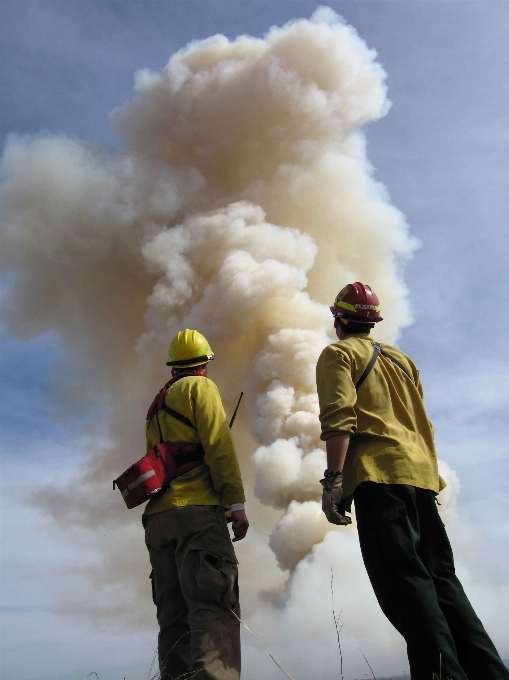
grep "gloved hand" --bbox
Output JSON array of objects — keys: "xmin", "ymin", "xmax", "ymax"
[{"xmin": 320, "ymin": 475, "xmax": 352, "ymax": 525}]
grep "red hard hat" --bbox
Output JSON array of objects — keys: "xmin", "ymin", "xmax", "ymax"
[{"xmin": 330, "ymin": 282, "xmax": 383, "ymax": 324}]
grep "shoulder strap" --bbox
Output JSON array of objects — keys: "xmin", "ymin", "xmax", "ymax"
[
  {"xmin": 153, "ymin": 403, "xmax": 196, "ymax": 445},
  {"xmin": 160, "ymin": 404, "xmax": 196, "ymax": 431},
  {"xmin": 355, "ymin": 342, "xmax": 381, "ymax": 391},
  {"xmin": 379, "ymin": 348, "xmax": 412, "ymax": 379},
  {"xmin": 355, "ymin": 342, "xmax": 413, "ymax": 391},
  {"xmin": 154, "ymin": 410, "xmax": 164, "ymax": 444},
  {"xmin": 153, "ymin": 403, "xmax": 196, "ymax": 444},
  {"xmin": 148, "ymin": 374, "xmax": 200, "ymax": 442}
]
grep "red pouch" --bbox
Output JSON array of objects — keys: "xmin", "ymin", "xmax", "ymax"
[
  {"xmin": 114, "ymin": 374, "xmax": 206, "ymax": 509},
  {"xmin": 113, "ymin": 441, "xmax": 204, "ymax": 509}
]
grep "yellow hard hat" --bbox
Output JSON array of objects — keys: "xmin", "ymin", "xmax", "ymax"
[{"xmin": 166, "ymin": 329, "xmax": 215, "ymax": 368}]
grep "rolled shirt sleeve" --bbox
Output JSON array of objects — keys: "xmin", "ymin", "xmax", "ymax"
[{"xmin": 316, "ymin": 344, "xmax": 358, "ymax": 440}]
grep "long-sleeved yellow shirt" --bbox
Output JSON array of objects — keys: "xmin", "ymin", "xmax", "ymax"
[
  {"xmin": 316, "ymin": 333, "xmax": 445, "ymax": 498},
  {"xmin": 143, "ymin": 376, "xmax": 245, "ymax": 515}
]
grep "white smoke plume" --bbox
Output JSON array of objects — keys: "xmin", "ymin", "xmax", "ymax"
[
  {"xmin": 2, "ymin": 3, "xmax": 414, "ymax": 535},
  {"xmin": 6, "ymin": 8, "xmax": 501, "ymax": 677}
]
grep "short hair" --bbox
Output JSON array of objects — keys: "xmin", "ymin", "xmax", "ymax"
[{"xmin": 337, "ymin": 318, "xmax": 374, "ymax": 335}]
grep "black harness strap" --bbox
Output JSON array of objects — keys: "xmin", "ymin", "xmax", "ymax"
[
  {"xmin": 379, "ymin": 347, "xmax": 412, "ymax": 379},
  {"xmin": 355, "ymin": 342, "xmax": 381, "ymax": 390},
  {"xmin": 150, "ymin": 373, "xmax": 201, "ymax": 441},
  {"xmin": 355, "ymin": 342, "xmax": 412, "ymax": 390},
  {"xmin": 154, "ymin": 411, "xmax": 164, "ymax": 444},
  {"xmin": 160, "ymin": 404, "xmax": 196, "ymax": 430},
  {"xmin": 154, "ymin": 406, "xmax": 197, "ymax": 446},
  {"xmin": 174, "ymin": 445, "xmax": 205, "ymax": 467}
]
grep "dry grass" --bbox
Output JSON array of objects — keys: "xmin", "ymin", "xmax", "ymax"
[
  {"xmin": 229, "ymin": 608, "xmax": 296, "ymax": 680},
  {"xmin": 330, "ymin": 566, "xmax": 378, "ymax": 680},
  {"xmin": 330, "ymin": 567, "xmax": 345, "ymax": 680},
  {"xmin": 83, "ymin": 597, "xmax": 476, "ymax": 680},
  {"xmin": 357, "ymin": 647, "xmax": 376, "ymax": 679}
]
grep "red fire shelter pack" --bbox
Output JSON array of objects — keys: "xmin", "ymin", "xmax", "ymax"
[{"xmin": 113, "ymin": 375, "xmax": 205, "ymax": 509}]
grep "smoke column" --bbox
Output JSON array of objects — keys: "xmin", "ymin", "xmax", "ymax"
[{"xmin": 1, "ymin": 7, "xmax": 475, "ymax": 677}]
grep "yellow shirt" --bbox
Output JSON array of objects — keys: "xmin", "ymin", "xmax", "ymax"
[
  {"xmin": 316, "ymin": 333, "xmax": 446, "ymax": 498},
  {"xmin": 143, "ymin": 376, "xmax": 245, "ymax": 515}
]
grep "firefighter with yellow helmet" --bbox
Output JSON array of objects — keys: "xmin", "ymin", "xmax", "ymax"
[
  {"xmin": 316, "ymin": 283, "xmax": 508, "ymax": 680},
  {"xmin": 144, "ymin": 329, "xmax": 248, "ymax": 680}
]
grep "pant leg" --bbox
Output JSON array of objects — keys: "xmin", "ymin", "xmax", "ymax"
[
  {"xmin": 145, "ymin": 513, "xmax": 192, "ymax": 679},
  {"xmin": 416, "ymin": 488, "xmax": 509, "ymax": 680},
  {"xmin": 355, "ymin": 483, "xmax": 469, "ymax": 680},
  {"xmin": 159, "ymin": 505, "xmax": 241, "ymax": 680}
]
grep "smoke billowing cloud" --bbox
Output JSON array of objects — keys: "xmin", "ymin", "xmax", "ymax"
[{"xmin": 6, "ymin": 8, "xmax": 502, "ymax": 677}]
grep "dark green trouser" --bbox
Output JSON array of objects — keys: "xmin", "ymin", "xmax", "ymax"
[
  {"xmin": 354, "ymin": 483, "xmax": 509, "ymax": 680},
  {"xmin": 145, "ymin": 505, "xmax": 241, "ymax": 680}
]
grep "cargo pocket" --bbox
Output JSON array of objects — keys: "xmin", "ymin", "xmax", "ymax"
[
  {"xmin": 193, "ymin": 548, "xmax": 239, "ymax": 608},
  {"xmin": 357, "ymin": 502, "xmax": 414, "ymax": 569},
  {"xmin": 356, "ymin": 502, "xmax": 407, "ymax": 532}
]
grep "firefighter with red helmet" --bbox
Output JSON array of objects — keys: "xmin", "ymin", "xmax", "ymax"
[
  {"xmin": 144, "ymin": 330, "xmax": 248, "ymax": 680},
  {"xmin": 316, "ymin": 283, "xmax": 508, "ymax": 680}
]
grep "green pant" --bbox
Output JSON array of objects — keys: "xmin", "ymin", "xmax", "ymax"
[
  {"xmin": 354, "ymin": 483, "xmax": 508, "ymax": 680},
  {"xmin": 145, "ymin": 505, "xmax": 241, "ymax": 680}
]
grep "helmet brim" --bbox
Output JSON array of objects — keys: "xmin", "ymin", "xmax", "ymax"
[
  {"xmin": 166, "ymin": 354, "xmax": 215, "ymax": 367},
  {"xmin": 330, "ymin": 306, "xmax": 383, "ymax": 323}
]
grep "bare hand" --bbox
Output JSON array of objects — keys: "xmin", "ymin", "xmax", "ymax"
[{"xmin": 231, "ymin": 509, "xmax": 249, "ymax": 542}]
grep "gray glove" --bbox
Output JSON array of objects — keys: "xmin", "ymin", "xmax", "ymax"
[{"xmin": 320, "ymin": 475, "xmax": 352, "ymax": 526}]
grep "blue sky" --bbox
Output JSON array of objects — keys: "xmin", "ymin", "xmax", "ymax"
[{"xmin": 1, "ymin": 2, "xmax": 508, "ymax": 679}]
